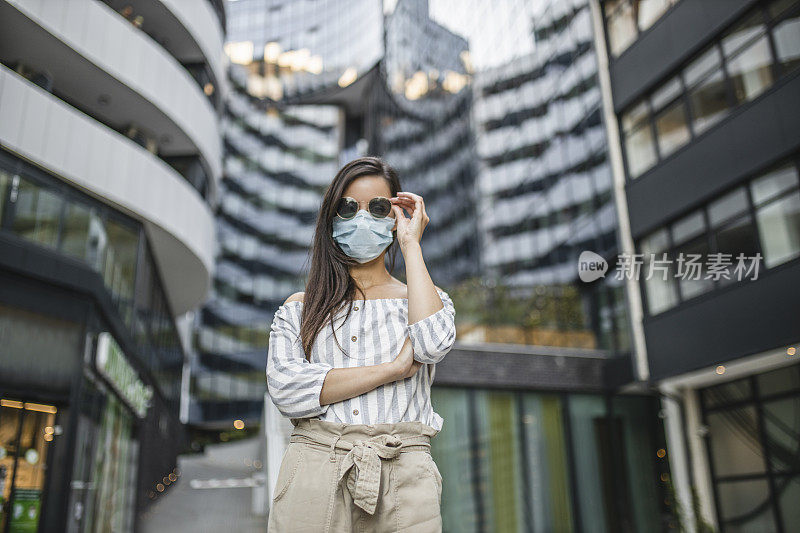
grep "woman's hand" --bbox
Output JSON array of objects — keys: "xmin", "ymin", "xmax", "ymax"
[
  {"xmin": 390, "ymin": 192, "xmax": 429, "ymax": 252},
  {"xmin": 390, "ymin": 336, "xmax": 423, "ymax": 380}
]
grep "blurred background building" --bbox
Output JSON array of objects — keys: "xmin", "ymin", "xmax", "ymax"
[
  {"xmin": 1, "ymin": 0, "xmax": 797, "ymax": 531},
  {"xmin": 215, "ymin": 0, "xmax": 672, "ymax": 531},
  {"xmin": 597, "ymin": 0, "xmax": 800, "ymax": 530},
  {"xmin": 188, "ymin": 84, "xmax": 341, "ymax": 427},
  {"xmin": 0, "ymin": 0, "xmax": 224, "ymax": 529}
]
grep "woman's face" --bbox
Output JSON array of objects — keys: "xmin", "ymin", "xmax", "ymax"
[{"xmin": 340, "ymin": 175, "xmax": 397, "ymax": 230}]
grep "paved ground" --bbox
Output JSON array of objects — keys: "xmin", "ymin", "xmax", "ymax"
[{"xmin": 138, "ymin": 438, "xmax": 267, "ymax": 533}]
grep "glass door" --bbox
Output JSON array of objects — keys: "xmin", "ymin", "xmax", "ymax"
[{"xmin": 0, "ymin": 400, "xmax": 57, "ymax": 533}]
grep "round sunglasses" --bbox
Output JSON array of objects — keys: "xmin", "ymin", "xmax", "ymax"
[{"xmin": 335, "ymin": 196, "xmax": 393, "ymax": 220}]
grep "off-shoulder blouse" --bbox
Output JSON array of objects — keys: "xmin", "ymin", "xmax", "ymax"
[{"xmin": 266, "ymin": 288, "xmax": 456, "ymax": 431}]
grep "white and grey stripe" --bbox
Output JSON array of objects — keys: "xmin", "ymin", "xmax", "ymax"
[{"xmin": 265, "ymin": 288, "xmax": 455, "ymax": 430}]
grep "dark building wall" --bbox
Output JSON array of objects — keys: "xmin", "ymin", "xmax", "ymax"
[
  {"xmin": 644, "ymin": 259, "xmax": 800, "ymax": 379},
  {"xmin": 609, "ymin": 0, "xmax": 758, "ymax": 112},
  {"xmin": 627, "ymin": 71, "xmax": 800, "ymax": 237},
  {"xmin": 603, "ymin": 0, "xmax": 800, "ymax": 381}
]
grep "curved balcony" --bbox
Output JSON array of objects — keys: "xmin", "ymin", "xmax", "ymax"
[
  {"xmin": 0, "ymin": 65, "xmax": 214, "ymax": 314},
  {"xmin": 1, "ymin": 0, "xmax": 221, "ymax": 192},
  {"xmin": 159, "ymin": 0, "xmax": 226, "ymax": 91}
]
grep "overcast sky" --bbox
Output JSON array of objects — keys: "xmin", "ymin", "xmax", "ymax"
[{"xmin": 427, "ymin": 0, "xmax": 539, "ymax": 70}]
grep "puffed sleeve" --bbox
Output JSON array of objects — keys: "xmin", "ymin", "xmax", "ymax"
[
  {"xmin": 266, "ymin": 302, "xmax": 334, "ymax": 419},
  {"xmin": 407, "ymin": 288, "xmax": 457, "ymax": 364}
]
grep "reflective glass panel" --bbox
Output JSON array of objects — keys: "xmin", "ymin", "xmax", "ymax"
[
  {"xmin": 654, "ymin": 100, "xmax": 690, "ymax": 157},
  {"xmin": 755, "ymin": 190, "xmax": 800, "ymax": 267},
  {"xmin": 688, "ymin": 69, "xmax": 729, "ymax": 135},
  {"xmin": 727, "ymin": 35, "xmax": 775, "ymax": 104},
  {"xmin": 11, "ymin": 178, "xmax": 63, "ymax": 249}
]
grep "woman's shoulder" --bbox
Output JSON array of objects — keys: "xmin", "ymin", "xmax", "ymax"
[{"xmin": 284, "ymin": 292, "xmax": 305, "ymax": 304}]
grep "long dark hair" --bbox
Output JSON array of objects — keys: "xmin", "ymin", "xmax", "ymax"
[{"xmin": 299, "ymin": 156, "xmax": 401, "ymax": 360}]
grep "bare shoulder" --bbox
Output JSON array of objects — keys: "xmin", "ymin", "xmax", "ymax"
[{"xmin": 284, "ymin": 292, "xmax": 305, "ymax": 304}]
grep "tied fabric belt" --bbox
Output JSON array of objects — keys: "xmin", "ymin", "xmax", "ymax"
[{"xmin": 289, "ymin": 427, "xmax": 431, "ymax": 515}]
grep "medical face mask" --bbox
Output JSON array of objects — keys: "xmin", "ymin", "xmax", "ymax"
[{"xmin": 332, "ymin": 209, "xmax": 395, "ymax": 263}]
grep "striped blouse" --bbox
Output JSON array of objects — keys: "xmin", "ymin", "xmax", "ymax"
[{"xmin": 266, "ymin": 287, "xmax": 456, "ymax": 431}]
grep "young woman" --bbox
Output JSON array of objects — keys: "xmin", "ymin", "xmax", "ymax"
[{"xmin": 266, "ymin": 156, "xmax": 456, "ymax": 532}]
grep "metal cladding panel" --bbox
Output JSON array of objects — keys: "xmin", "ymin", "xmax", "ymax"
[{"xmin": 643, "ymin": 259, "xmax": 800, "ymax": 380}]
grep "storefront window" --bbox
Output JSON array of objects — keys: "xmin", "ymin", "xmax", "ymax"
[
  {"xmin": 700, "ymin": 364, "xmax": 800, "ymax": 532},
  {"xmin": 0, "ymin": 400, "xmax": 57, "ymax": 533},
  {"xmin": 715, "ymin": 478, "xmax": 776, "ymax": 530},
  {"xmin": 429, "ymin": 388, "xmax": 669, "ymax": 532},
  {"xmin": 68, "ymin": 380, "xmax": 138, "ymax": 533}
]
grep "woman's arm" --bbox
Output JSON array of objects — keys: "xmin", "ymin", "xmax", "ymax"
[
  {"xmin": 319, "ymin": 336, "xmax": 418, "ymax": 406},
  {"xmin": 392, "ymin": 192, "xmax": 457, "ymax": 364},
  {"xmin": 392, "ymin": 192, "xmax": 443, "ymax": 326},
  {"xmin": 269, "ymin": 293, "xmax": 424, "ymax": 418}
]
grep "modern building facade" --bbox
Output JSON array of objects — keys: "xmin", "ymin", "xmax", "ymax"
[
  {"xmin": 189, "ymin": 59, "xmax": 341, "ymax": 428},
  {"xmin": 213, "ymin": 0, "xmax": 677, "ymax": 530},
  {"xmin": 0, "ymin": 0, "xmax": 223, "ymax": 530},
  {"xmin": 472, "ymin": 0, "xmax": 630, "ymax": 357},
  {"xmin": 595, "ymin": 0, "xmax": 800, "ymax": 530},
  {"xmin": 370, "ymin": 0, "xmax": 481, "ymax": 286}
]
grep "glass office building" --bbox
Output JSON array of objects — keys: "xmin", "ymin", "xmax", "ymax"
[
  {"xmin": 370, "ymin": 0, "xmax": 481, "ymax": 286},
  {"xmin": 597, "ymin": 0, "xmax": 800, "ymax": 530},
  {"xmin": 472, "ymin": 0, "xmax": 629, "ymax": 354},
  {"xmin": 189, "ymin": 59, "xmax": 342, "ymax": 427},
  {"xmin": 219, "ymin": 0, "xmax": 671, "ymax": 529},
  {"xmin": 0, "ymin": 0, "xmax": 223, "ymax": 529}
]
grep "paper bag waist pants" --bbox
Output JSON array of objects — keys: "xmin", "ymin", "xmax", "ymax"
[{"xmin": 267, "ymin": 418, "xmax": 443, "ymax": 533}]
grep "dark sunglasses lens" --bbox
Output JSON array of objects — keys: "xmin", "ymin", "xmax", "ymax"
[
  {"xmin": 337, "ymin": 198, "xmax": 358, "ymax": 219},
  {"xmin": 370, "ymin": 198, "xmax": 392, "ymax": 218}
]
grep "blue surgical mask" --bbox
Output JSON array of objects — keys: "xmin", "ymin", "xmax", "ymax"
[{"xmin": 332, "ymin": 209, "xmax": 395, "ymax": 263}]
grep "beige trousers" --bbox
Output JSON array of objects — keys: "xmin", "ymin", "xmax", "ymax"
[{"xmin": 267, "ymin": 418, "xmax": 443, "ymax": 533}]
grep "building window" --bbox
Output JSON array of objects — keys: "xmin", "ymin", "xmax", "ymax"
[
  {"xmin": 708, "ymin": 188, "xmax": 759, "ymax": 284},
  {"xmin": 771, "ymin": 1, "xmax": 800, "ymax": 73},
  {"xmin": 652, "ymin": 78, "xmax": 690, "ymax": 158},
  {"xmin": 671, "ymin": 211, "xmax": 714, "ymax": 300},
  {"xmin": 699, "ymin": 363, "xmax": 800, "ymax": 532},
  {"xmin": 638, "ymin": 154, "xmax": 800, "ymax": 315},
  {"xmin": 621, "ymin": 101, "xmax": 657, "ymax": 178},
  {"xmin": 603, "ymin": 0, "xmax": 681, "ymax": 57},
  {"xmin": 640, "ymin": 228, "xmax": 678, "ymax": 314},
  {"xmin": 751, "ymin": 163, "xmax": 800, "ymax": 267},
  {"xmin": 10, "ymin": 176, "xmax": 63, "ymax": 249},
  {"xmin": 618, "ymin": 0, "xmax": 800, "ymax": 179},
  {"xmin": 685, "ymin": 46, "xmax": 730, "ymax": 135}
]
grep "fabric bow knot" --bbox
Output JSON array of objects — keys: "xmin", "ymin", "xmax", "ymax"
[{"xmin": 337, "ymin": 434, "xmax": 404, "ymax": 515}]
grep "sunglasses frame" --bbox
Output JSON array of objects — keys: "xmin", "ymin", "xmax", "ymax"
[{"xmin": 335, "ymin": 196, "xmax": 394, "ymax": 220}]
